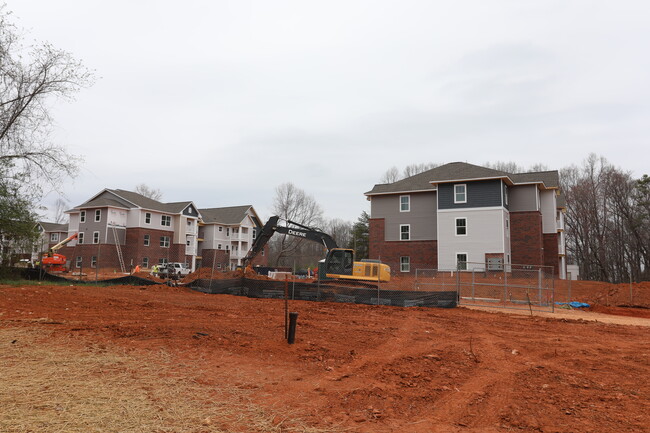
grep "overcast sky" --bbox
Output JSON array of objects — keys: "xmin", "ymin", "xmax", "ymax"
[{"xmin": 8, "ymin": 0, "xmax": 650, "ymax": 223}]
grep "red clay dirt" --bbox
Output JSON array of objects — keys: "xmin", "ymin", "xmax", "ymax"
[{"xmin": 2, "ymin": 282, "xmax": 648, "ymax": 432}]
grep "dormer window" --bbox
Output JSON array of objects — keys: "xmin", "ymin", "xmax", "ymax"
[{"xmin": 454, "ymin": 184, "xmax": 467, "ymax": 204}]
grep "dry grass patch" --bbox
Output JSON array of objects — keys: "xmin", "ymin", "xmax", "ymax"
[{"xmin": 0, "ymin": 325, "xmax": 338, "ymax": 433}]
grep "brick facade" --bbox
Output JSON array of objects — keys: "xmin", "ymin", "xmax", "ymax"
[
  {"xmin": 543, "ymin": 233, "xmax": 560, "ymax": 277},
  {"xmin": 199, "ymin": 249, "xmax": 231, "ymax": 270},
  {"xmin": 510, "ymin": 211, "xmax": 544, "ymax": 266},
  {"xmin": 369, "ymin": 218, "xmax": 438, "ymax": 272}
]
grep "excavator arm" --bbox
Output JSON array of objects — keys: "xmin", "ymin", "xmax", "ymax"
[{"xmin": 243, "ymin": 216, "xmax": 337, "ymax": 266}]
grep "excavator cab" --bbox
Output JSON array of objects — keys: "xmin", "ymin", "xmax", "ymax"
[{"xmin": 320, "ymin": 248, "xmax": 354, "ymax": 279}]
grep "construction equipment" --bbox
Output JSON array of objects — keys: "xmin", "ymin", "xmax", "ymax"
[
  {"xmin": 243, "ymin": 216, "xmax": 391, "ymax": 283},
  {"xmin": 41, "ymin": 232, "xmax": 78, "ymax": 273}
]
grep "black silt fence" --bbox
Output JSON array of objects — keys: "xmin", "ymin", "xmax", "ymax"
[{"xmin": 189, "ymin": 278, "xmax": 457, "ymax": 308}]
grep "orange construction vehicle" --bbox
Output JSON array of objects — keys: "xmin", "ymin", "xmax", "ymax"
[{"xmin": 41, "ymin": 232, "xmax": 78, "ymax": 273}]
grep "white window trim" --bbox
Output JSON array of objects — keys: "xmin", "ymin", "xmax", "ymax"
[
  {"xmin": 75, "ymin": 256, "xmax": 82, "ymax": 268},
  {"xmin": 161, "ymin": 215, "xmax": 172, "ymax": 227},
  {"xmin": 456, "ymin": 252, "xmax": 468, "ymax": 270},
  {"xmin": 94, "ymin": 209, "xmax": 101, "ymax": 222},
  {"xmin": 455, "ymin": 217, "xmax": 468, "ymax": 236},
  {"xmin": 78, "ymin": 232, "xmax": 84, "ymax": 244},
  {"xmin": 144, "ymin": 234, "xmax": 150, "ymax": 246},
  {"xmin": 145, "ymin": 212, "xmax": 151, "ymax": 224},
  {"xmin": 50, "ymin": 233, "xmax": 59, "ymax": 242},
  {"xmin": 399, "ymin": 224, "xmax": 410, "ymax": 241},
  {"xmin": 80, "ymin": 210, "xmax": 86, "ymax": 223},
  {"xmin": 160, "ymin": 236, "xmax": 170, "ymax": 248},
  {"xmin": 92, "ymin": 231, "xmax": 100, "ymax": 244},
  {"xmin": 399, "ymin": 195, "xmax": 410, "ymax": 212},
  {"xmin": 142, "ymin": 257, "xmax": 149, "ymax": 268},
  {"xmin": 454, "ymin": 184, "xmax": 467, "ymax": 204},
  {"xmin": 400, "ymin": 256, "xmax": 410, "ymax": 272}
]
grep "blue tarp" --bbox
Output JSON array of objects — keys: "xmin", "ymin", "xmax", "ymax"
[{"xmin": 556, "ymin": 301, "xmax": 591, "ymax": 308}]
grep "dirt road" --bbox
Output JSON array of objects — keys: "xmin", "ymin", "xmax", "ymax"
[{"xmin": 1, "ymin": 282, "xmax": 648, "ymax": 432}]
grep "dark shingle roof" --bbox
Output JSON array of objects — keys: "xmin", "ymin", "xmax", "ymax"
[
  {"xmin": 74, "ymin": 189, "xmax": 194, "ymax": 214},
  {"xmin": 366, "ymin": 162, "xmax": 560, "ymax": 195},
  {"xmin": 40, "ymin": 222, "xmax": 68, "ymax": 232},
  {"xmin": 509, "ymin": 171, "xmax": 560, "ymax": 189},
  {"xmin": 199, "ymin": 205, "xmax": 252, "ymax": 225}
]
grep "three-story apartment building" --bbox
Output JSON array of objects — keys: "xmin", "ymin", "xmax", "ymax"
[
  {"xmin": 197, "ymin": 205, "xmax": 268, "ymax": 270},
  {"xmin": 365, "ymin": 162, "xmax": 567, "ymax": 278},
  {"xmin": 64, "ymin": 189, "xmax": 200, "ymax": 271}
]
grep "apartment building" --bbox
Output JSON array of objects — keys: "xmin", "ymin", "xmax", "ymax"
[
  {"xmin": 64, "ymin": 189, "xmax": 200, "ymax": 271},
  {"xmin": 197, "ymin": 205, "xmax": 268, "ymax": 270},
  {"xmin": 365, "ymin": 162, "xmax": 567, "ymax": 278}
]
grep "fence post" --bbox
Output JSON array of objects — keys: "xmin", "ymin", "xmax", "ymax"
[
  {"xmin": 471, "ymin": 269, "xmax": 475, "ymax": 300},
  {"xmin": 567, "ymin": 272, "xmax": 572, "ymax": 303},
  {"xmin": 538, "ymin": 268, "xmax": 542, "ymax": 306},
  {"xmin": 95, "ymin": 240, "xmax": 101, "ymax": 283},
  {"xmin": 503, "ymin": 264, "xmax": 508, "ymax": 306}
]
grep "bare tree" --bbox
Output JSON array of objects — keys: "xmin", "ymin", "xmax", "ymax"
[
  {"xmin": 379, "ymin": 166, "xmax": 400, "ymax": 183},
  {"xmin": 52, "ymin": 197, "xmax": 69, "ymax": 223},
  {"xmin": 562, "ymin": 154, "xmax": 649, "ymax": 283},
  {"xmin": 134, "ymin": 184, "xmax": 163, "ymax": 201},
  {"xmin": 325, "ymin": 218, "xmax": 352, "ymax": 249},
  {"xmin": 269, "ymin": 182, "xmax": 324, "ymax": 267},
  {"xmin": 402, "ymin": 162, "xmax": 439, "ymax": 178},
  {"xmin": 0, "ymin": 5, "xmax": 94, "ymax": 191}
]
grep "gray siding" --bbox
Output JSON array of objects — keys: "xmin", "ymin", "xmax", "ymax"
[
  {"xmin": 183, "ymin": 205, "xmax": 199, "ymax": 217},
  {"xmin": 371, "ymin": 192, "xmax": 437, "ymax": 241},
  {"xmin": 509, "ymin": 185, "xmax": 538, "ymax": 212},
  {"xmin": 438, "ymin": 179, "xmax": 503, "ymax": 210}
]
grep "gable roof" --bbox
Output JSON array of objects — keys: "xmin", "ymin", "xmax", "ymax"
[
  {"xmin": 39, "ymin": 222, "xmax": 68, "ymax": 232},
  {"xmin": 199, "ymin": 205, "xmax": 254, "ymax": 225},
  {"xmin": 71, "ymin": 189, "xmax": 197, "ymax": 215},
  {"xmin": 366, "ymin": 162, "xmax": 560, "ymax": 196}
]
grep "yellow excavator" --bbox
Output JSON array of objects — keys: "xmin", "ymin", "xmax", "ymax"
[{"xmin": 243, "ymin": 216, "xmax": 390, "ymax": 283}]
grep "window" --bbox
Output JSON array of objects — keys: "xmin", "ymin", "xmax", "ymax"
[
  {"xmin": 80, "ymin": 211, "xmax": 86, "ymax": 223},
  {"xmin": 400, "ymin": 195, "xmax": 410, "ymax": 212},
  {"xmin": 158, "ymin": 258, "xmax": 168, "ymax": 265},
  {"xmin": 95, "ymin": 209, "xmax": 101, "ymax": 222},
  {"xmin": 400, "ymin": 256, "xmax": 410, "ymax": 272},
  {"xmin": 456, "ymin": 253, "xmax": 468, "ymax": 270},
  {"xmin": 186, "ymin": 240, "xmax": 190, "ymax": 246},
  {"xmin": 253, "ymin": 230, "xmax": 256, "ymax": 240},
  {"xmin": 217, "ymin": 243, "xmax": 222, "ymax": 250},
  {"xmin": 50, "ymin": 233, "xmax": 59, "ymax": 242},
  {"xmin": 400, "ymin": 224, "xmax": 410, "ymax": 240},
  {"xmin": 226, "ymin": 245, "xmax": 230, "ymax": 251},
  {"xmin": 188, "ymin": 206, "xmax": 193, "ymax": 213},
  {"xmin": 91, "ymin": 256, "xmax": 97, "ymax": 268},
  {"xmin": 75, "ymin": 256, "xmax": 82, "ymax": 268},
  {"xmin": 93, "ymin": 231, "xmax": 100, "ymax": 244},
  {"xmin": 218, "ymin": 226, "xmax": 223, "ymax": 232},
  {"xmin": 145, "ymin": 212, "xmax": 151, "ymax": 224},
  {"xmin": 160, "ymin": 236, "xmax": 170, "ymax": 248},
  {"xmin": 226, "ymin": 227, "xmax": 230, "ymax": 236},
  {"xmin": 504, "ymin": 185, "xmax": 509, "ymax": 206},
  {"xmin": 78, "ymin": 232, "xmax": 84, "ymax": 244},
  {"xmin": 161, "ymin": 215, "xmax": 171, "ymax": 226},
  {"xmin": 142, "ymin": 257, "xmax": 149, "ymax": 268},
  {"xmin": 455, "ymin": 218, "xmax": 467, "ymax": 236},
  {"xmin": 144, "ymin": 234, "xmax": 150, "ymax": 246},
  {"xmin": 454, "ymin": 184, "xmax": 467, "ymax": 204},
  {"xmin": 261, "ymin": 250, "xmax": 265, "ymax": 256}
]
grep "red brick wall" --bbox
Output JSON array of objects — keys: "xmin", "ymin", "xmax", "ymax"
[
  {"xmin": 369, "ymin": 218, "xmax": 437, "ymax": 272},
  {"xmin": 124, "ymin": 227, "xmax": 178, "ymax": 267},
  {"xmin": 199, "ymin": 249, "xmax": 231, "ymax": 270},
  {"xmin": 543, "ymin": 233, "xmax": 559, "ymax": 277},
  {"xmin": 510, "ymin": 211, "xmax": 543, "ymax": 266}
]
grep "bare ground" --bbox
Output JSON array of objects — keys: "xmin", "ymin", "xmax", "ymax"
[{"xmin": 1, "ymin": 282, "xmax": 649, "ymax": 432}]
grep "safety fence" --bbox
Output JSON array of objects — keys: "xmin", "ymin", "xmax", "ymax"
[
  {"xmin": 189, "ymin": 278, "xmax": 458, "ymax": 309},
  {"xmin": 409, "ymin": 262, "xmax": 555, "ymax": 312}
]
